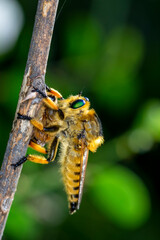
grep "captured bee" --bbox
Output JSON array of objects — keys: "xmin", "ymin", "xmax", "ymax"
[{"xmin": 12, "ymin": 86, "xmax": 104, "ymax": 214}]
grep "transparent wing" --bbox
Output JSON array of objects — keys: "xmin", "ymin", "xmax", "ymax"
[{"xmin": 77, "ymin": 144, "xmax": 89, "ymax": 209}]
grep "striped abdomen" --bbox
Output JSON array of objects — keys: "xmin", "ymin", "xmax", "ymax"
[{"xmin": 60, "ymin": 142, "xmax": 84, "ymax": 214}]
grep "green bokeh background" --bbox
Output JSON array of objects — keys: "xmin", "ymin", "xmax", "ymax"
[{"xmin": 1, "ymin": 0, "xmax": 160, "ymax": 239}]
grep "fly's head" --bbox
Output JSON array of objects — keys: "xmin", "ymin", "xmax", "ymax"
[{"xmin": 58, "ymin": 95, "xmax": 90, "ymax": 118}]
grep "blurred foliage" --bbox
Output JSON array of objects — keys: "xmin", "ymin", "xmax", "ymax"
[
  {"xmin": 1, "ymin": 0, "xmax": 160, "ymax": 239},
  {"xmin": 90, "ymin": 165, "xmax": 150, "ymax": 229},
  {"xmin": 92, "ymin": 26, "xmax": 144, "ymax": 114}
]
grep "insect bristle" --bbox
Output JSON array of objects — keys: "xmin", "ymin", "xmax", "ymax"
[{"xmin": 78, "ymin": 90, "xmax": 83, "ymax": 96}]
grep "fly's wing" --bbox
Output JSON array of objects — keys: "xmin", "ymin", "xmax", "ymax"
[
  {"xmin": 77, "ymin": 144, "xmax": 89, "ymax": 209},
  {"xmin": 62, "ymin": 140, "xmax": 89, "ymax": 214}
]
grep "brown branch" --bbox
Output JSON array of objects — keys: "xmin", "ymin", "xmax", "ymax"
[{"xmin": 0, "ymin": 0, "xmax": 59, "ymax": 237}]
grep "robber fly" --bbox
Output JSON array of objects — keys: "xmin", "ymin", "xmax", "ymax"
[{"xmin": 12, "ymin": 85, "xmax": 104, "ymax": 214}]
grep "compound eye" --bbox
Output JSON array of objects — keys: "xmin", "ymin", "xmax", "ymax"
[
  {"xmin": 70, "ymin": 99, "xmax": 85, "ymax": 109},
  {"xmin": 85, "ymin": 97, "xmax": 89, "ymax": 101}
]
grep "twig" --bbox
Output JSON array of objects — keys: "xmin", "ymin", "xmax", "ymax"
[{"xmin": 0, "ymin": 0, "xmax": 59, "ymax": 238}]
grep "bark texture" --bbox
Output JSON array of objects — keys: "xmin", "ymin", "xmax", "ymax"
[{"xmin": 0, "ymin": 0, "xmax": 59, "ymax": 238}]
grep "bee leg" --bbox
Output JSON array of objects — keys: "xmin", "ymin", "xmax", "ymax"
[
  {"xmin": 46, "ymin": 85, "xmax": 63, "ymax": 99},
  {"xmin": 47, "ymin": 136, "xmax": 59, "ymax": 162},
  {"xmin": 32, "ymin": 87, "xmax": 59, "ymax": 110}
]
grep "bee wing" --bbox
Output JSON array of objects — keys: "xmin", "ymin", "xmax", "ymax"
[{"xmin": 77, "ymin": 144, "xmax": 89, "ymax": 209}]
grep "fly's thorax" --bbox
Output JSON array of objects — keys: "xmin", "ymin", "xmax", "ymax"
[
  {"xmin": 59, "ymin": 114, "xmax": 84, "ymax": 140},
  {"xmin": 43, "ymin": 108, "xmax": 60, "ymax": 125}
]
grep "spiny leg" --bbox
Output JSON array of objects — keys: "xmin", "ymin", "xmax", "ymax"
[
  {"xmin": 29, "ymin": 136, "xmax": 60, "ymax": 163},
  {"xmin": 32, "ymin": 86, "xmax": 64, "ymax": 119},
  {"xmin": 12, "ymin": 132, "xmax": 59, "ymax": 169},
  {"xmin": 17, "ymin": 113, "xmax": 60, "ymax": 132},
  {"xmin": 27, "ymin": 155, "xmax": 49, "ymax": 164},
  {"xmin": 11, "ymin": 139, "xmax": 48, "ymax": 169},
  {"xmin": 11, "ymin": 156, "xmax": 28, "ymax": 169},
  {"xmin": 11, "ymin": 154, "xmax": 50, "ymax": 169},
  {"xmin": 45, "ymin": 86, "xmax": 64, "ymax": 119},
  {"xmin": 32, "ymin": 87, "xmax": 59, "ymax": 110},
  {"xmin": 11, "ymin": 138, "xmax": 59, "ymax": 168},
  {"xmin": 45, "ymin": 85, "xmax": 63, "ymax": 99},
  {"xmin": 12, "ymin": 141, "xmax": 47, "ymax": 169},
  {"xmin": 29, "ymin": 140, "xmax": 47, "ymax": 154},
  {"xmin": 12, "ymin": 124, "xmax": 60, "ymax": 169}
]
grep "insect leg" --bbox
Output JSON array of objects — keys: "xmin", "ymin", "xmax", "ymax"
[
  {"xmin": 29, "ymin": 140, "xmax": 47, "ymax": 154},
  {"xmin": 17, "ymin": 113, "xmax": 32, "ymax": 121},
  {"xmin": 46, "ymin": 85, "xmax": 63, "ymax": 99},
  {"xmin": 43, "ymin": 97, "xmax": 58, "ymax": 110},
  {"xmin": 11, "ymin": 156, "xmax": 27, "ymax": 169},
  {"xmin": 32, "ymin": 87, "xmax": 59, "ymax": 110},
  {"xmin": 17, "ymin": 113, "xmax": 60, "ymax": 132},
  {"xmin": 11, "ymin": 154, "xmax": 50, "ymax": 169},
  {"xmin": 11, "ymin": 138, "xmax": 58, "ymax": 169},
  {"xmin": 27, "ymin": 154, "xmax": 49, "ymax": 164},
  {"xmin": 17, "ymin": 113, "xmax": 44, "ymax": 130},
  {"xmin": 47, "ymin": 136, "xmax": 59, "ymax": 162},
  {"xmin": 32, "ymin": 86, "xmax": 64, "ymax": 119}
]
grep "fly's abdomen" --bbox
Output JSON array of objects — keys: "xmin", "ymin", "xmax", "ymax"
[{"xmin": 60, "ymin": 143, "xmax": 81, "ymax": 214}]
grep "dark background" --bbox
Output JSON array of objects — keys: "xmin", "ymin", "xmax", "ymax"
[{"xmin": 0, "ymin": 0, "xmax": 160, "ymax": 239}]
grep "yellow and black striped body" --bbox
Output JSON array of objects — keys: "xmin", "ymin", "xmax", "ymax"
[
  {"xmin": 13, "ymin": 87, "xmax": 104, "ymax": 214},
  {"xmin": 60, "ymin": 142, "xmax": 82, "ymax": 213},
  {"xmin": 57, "ymin": 98, "xmax": 103, "ymax": 213}
]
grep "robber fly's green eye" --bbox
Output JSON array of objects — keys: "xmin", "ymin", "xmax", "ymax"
[{"xmin": 70, "ymin": 99, "xmax": 85, "ymax": 109}]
